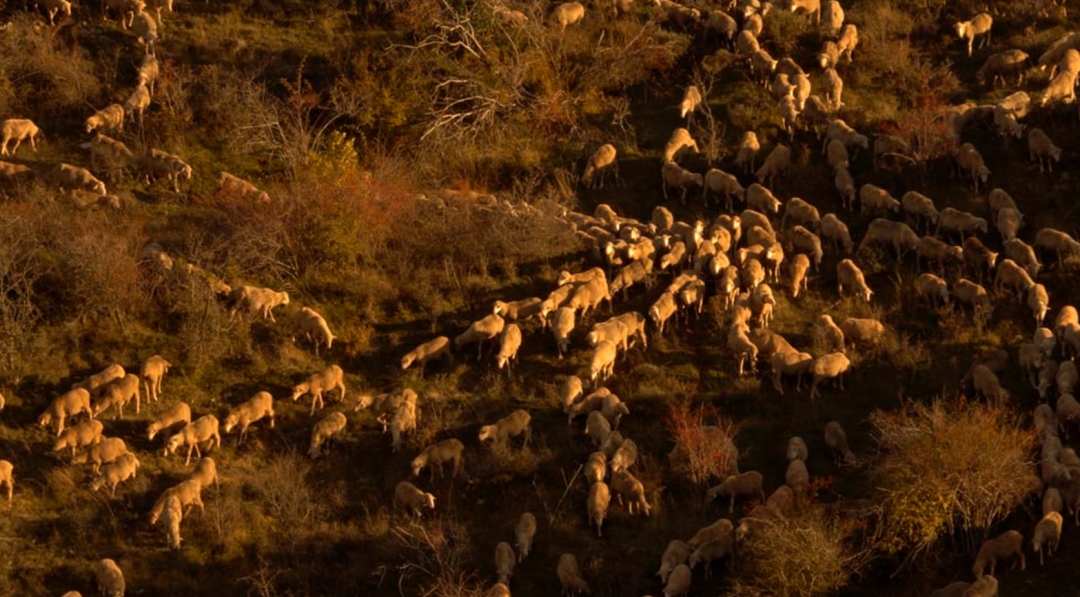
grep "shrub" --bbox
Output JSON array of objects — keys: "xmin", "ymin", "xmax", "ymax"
[
  {"xmin": 392, "ymin": 519, "xmax": 486, "ymax": 597},
  {"xmin": 666, "ymin": 402, "xmax": 739, "ymax": 486},
  {"xmin": 869, "ymin": 397, "xmax": 1038, "ymax": 561}
]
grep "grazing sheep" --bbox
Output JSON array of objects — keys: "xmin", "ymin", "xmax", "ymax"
[
  {"xmin": 938, "ymin": 207, "xmax": 988, "ymax": 241},
  {"xmin": 218, "ymin": 171, "xmax": 270, "ymax": 202},
  {"xmin": 996, "ymin": 258, "xmax": 1036, "ymax": 297},
  {"xmin": 581, "ymin": 143, "xmax": 619, "ymax": 190},
  {"xmin": 914, "ymin": 273, "xmax": 951, "ymax": 309},
  {"xmin": 819, "ymin": 213, "xmax": 853, "ymax": 255},
  {"xmin": 808, "ymin": 352, "xmax": 852, "ymax": 401},
  {"xmin": 679, "ymin": 85, "xmax": 702, "ymax": 120},
  {"xmin": 978, "ymin": 49, "xmax": 1029, "ymax": 86},
  {"xmin": 494, "ymin": 541, "xmax": 516, "ymax": 585},
  {"xmin": 781, "ymin": 197, "xmax": 821, "ymax": 232},
  {"xmin": 0, "ymin": 119, "xmax": 40, "ymax": 156},
  {"xmin": 189, "ymin": 456, "xmax": 218, "ymax": 489},
  {"xmin": 996, "ymin": 207, "xmax": 1022, "ymax": 243},
  {"xmin": 831, "ymin": 164, "xmax": 855, "ymax": 210},
  {"xmin": 147, "ymin": 401, "xmax": 191, "ymax": 441},
  {"xmin": 746, "ymin": 183, "xmax": 783, "ymax": 216},
  {"xmin": 786, "ymin": 458, "xmax": 811, "ymax": 500},
  {"xmin": 826, "ymin": 138, "xmax": 849, "ymax": 172},
  {"xmin": 493, "ymin": 297, "xmax": 543, "ymax": 324},
  {"xmin": 401, "ymin": 336, "xmax": 451, "ymax": 377},
  {"xmin": 308, "ymin": 411, "xmax": 347, "ymax": 458},
  {"xmin": 955, "ymin": 143, "xmax": 991, "ymax": 193},
  {"xmin": 587, "ymin": 481, "xmax": 611, "ymax": 537},
  {"xmin": 561, "ymin": 376, "xmax": 585, "ymax": 415},
  {"xmin": 599, "ymin": 393, "xmax": 630, "ymax": 430},
  {"xmin": 1030, "ymin": 283, "xmax": 1051, "ymax": 328},
  {"xmin": 550, "ymin": 306, "xmax": 577, "ymax": 359},
  {"xmin": 873, "ymin": 134, "xmax": 913, "ymax": 170},
  {"xmin": 661, "ymin": 160, "xmax": 704, "ymax": 204},
  {"xmin": 649, "ymin": 291, "xmax": 679, "ymax": 336},
  {"xmin": 973, "ymin": 530, "xmax": 1025, "ymax": 577},
  {"xmin": 755, "ymin": 144, "xmax": 791, "ymax": 188},
  {"xmin": 94, "ymin": 559, "xmax": 125, "ymax": 597},
  {"xmin": 515, "ymin": 512, "xmax": 536, "ymax": 562},
  {"xmin": 770, "ymin": 348, "xmax": 813, "ymax": 395},
  {"xmin": 585, "ymin": 450, "xmax": 607, "ymax": 485},
  {"xmin": 132, "ymin": 6, "xmax": 158, "ymax": 52},
  {"xmin": 149, "ymin": 478, "xmax": 204, "ymax": 526},
  {"xmin": 94, "ymin": 374, "xmax": 141, "ymax": 418},
  {"xmin": 550, "ymin": 1, "xmax": 584, "ymax": 30},
  {"xmin": 140, "ymin": 355, "xmax": 170, "ymax": 403},
  {"xmin": 455, "ymin": 314, "xmax": 506, "ymax": 361},
  {"xmin": 1029, "ymin": 128, "xmax": 1063, "ymax": 173},
  {"xmin": 588, "ymin": 339, "xmax": 617, "ymax": 386},
  {"xmin": 53, "ymin": 419, "xmax": 105, "ymax": 457},
  {"xmin": 291, "ymin": 365, "xmax": 346, "ymax": 415},
  {"xmin": 72, "ymin": 437, "xmax": 128, "ymax": 474},
  {"xmin": 124, "ymin": 83, "xmax": 151, "ymax": 124},
  {"xmin": 166, "ymin": 415, "xmax": 221, "ymax": 466},
  {"xmin": 1040, "ymin": 66, "xmax": 1079, "ymax": 106},
  {"xmin": 395, "ymin": 480, "xmax": 436, "ymax": 517},
  {"xmin": 47, "ymin": 163, "xmax": 107, "ymax": 196},
  {"xmin": 136, "ymin": 52, "xmax": 160, "ymax": 92},
  {"xmin": 662, "ymin": 563, "xmax": 691, "ymax": 597},
  {"xmin": 970, "ymin": 364, "xmax": 1009, "ymax": 401},
  {"xmin": 223, "ymin": 391, "xmax": 275, "ymax": 443},
  {"xmin": 38, "ymin": 388, "xmax": 94, "ymax": 436},
  {"xmin": 610, "ymin": 438, "xmax": 638, "ymax": 474},
  {"xmin": 728, "ymin": 324, "xmax": 759, "ymax": 376},
  {"xmin": 839, "ymin": 317, "xmax": 884, "ymax": 349},
  {"xmin": 689, "ymin": 534, "xmax": 735, "ymax": 579},
  {"xmin": 485, "ymin": 583, "xmax": 510, "ymax": 597},
  {"xmin": 837, "ymin": 259, "xmax": 872, "ymax": 302},
  {"xmin": 657, "ymin": 540, "xmax": 690, "ymax": 584},
  {"xmin": 688, "ymin": 517, "xmax": 735, "ymax": 551},
  {"xmin": 479, "ymin": 409, "xmax": 532, "ymax": 449},
  {"xmin": 955, "ymin": 12, "xmax": 992, "ymax": 57},
  {"xmin": 611, "ymin": 469, "xmax": 651, "ymax": 516},
  {"xmin": 410, "ymin": 438, "xmax": 465, "ymax": 481},
  {"xmin": 0, "ymin": 460, "xmax": 12, "ymax": 503},
  {"xmin": 750, "ymin": 48, "xmax": 779, "ymax": 83},
  {"xmin": 734, "ymin": 131, "xmax": 761, "ymax": 174},
  {"xmin": 788, "ymin": 225, "xmax": 824, "ymax": 270},
  {"xmin": 85, "ymin": 104, "xmax": 124, "ymax": 135},
  {"xmin": 585, "ymin": 411, "xmax": 612, "ymax": 448},
  {"xmin": 663, "ymin": 127, "xmax": 699, "ymax": 164},
  {"xmin": 158, "ymin": 494, "xmax": 183, "ymax": 550},
  {"xmin": 706, "ymin": 471, "xmax": 765, "ymax": 513},
  {"xmin": 916, "ymin": 236, "xmax": 964, "ymax": 274},
  {"xmin": 229, "ymin": 285, "xmax": 290, "ymax": 322},
  {"xmin": 1036, "ymin": 228, "xmax": 1080, "ymax": 269},
  {"xmin": 287, "ymin": 306, "xmax": 333, "ymax": 354},
  {"xmin": 787, "ymin": 436, "xmax": 809, "ymax": 462},
  {"xmin": 786, "ymin": 253, "xmax": 811, "ymax": 299},
  {"xmin": 858, "ymin": 184, "xmax": 901, "ymax": 217},
  {"xmin": 557, "ymin": 553, "xmax": 591, "ymax": 596},
  {"xmin": 703, "ymin": 168, "xmax": 745, "ymax": 211},
  {"xmin": 824, "ymin": 420, "xmax": 856, "ymax": 465},
  {"xmin": 495, "ymin": 324, "xmax": 522, "ymax": 372},
  {"xmin": 142, "ymin": 148, "xmax": 192, "ymax": 192},
  {"xmin": 1032, "ymin": 511, "xmax": 1063, "ymax": 565},
  {"xmin": 90, "ymin": 452, "xmax": 140, "ymax": 496}
]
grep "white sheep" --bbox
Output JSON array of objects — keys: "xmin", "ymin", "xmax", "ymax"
[
  {"xmin": 147, "ymin": 401, "xmax": 191, "ymax": 441},
  {"xmin": 657, "ymin": 540, "xmax": 689, "ymax": 584},
  {"xmin": 728, "ymin": 323, "xmax": 759, "ymax": 376},
  {"xmin": 94, "ymin": 558, "xmax": 125, "ymax": 597},
  {"xmin": 550, "ymin": 1, "xmax": 584, "ymax": 30},
  {"xmin": 136, "ymin": 52, "xmax": 160, "ymax": 93},
  {"xmin": 139, "ymin": 354, "xmax": 170, "ymax": 403},
  {"xmin": 561, "ymin": 375, "xmax": 585, "ymax": 414},
  {"xmin": 916, "ymin": 236, "xmax": 963, "ymax": 274},
  {"xmin": 821, "ymin": 0, "xmax": 843, "ymax": 36},
  {"xmin": 90, "ymin": 452, "xmax": 140, "ymax": 496},
  {"xmin": 937, "ymin": 207, "xmax": 988, "ymax": 241},
  {"xmin": 291, "ymin": 306, "xmax": 335, "ymax": 354},
  {"xmin": 771, "ymin": 348, "xmax": 813, "ymax": 394},
  {"xmin": 218, "ymin": 171, "xmax": 270, "ymax": 202},
  {"xmin": 307, "ymin": 411, "xmax": 347, "ymax": 459},
  {"xmin": 0, "ymin": 119, "xmax": 40, "ymax": 156},
  {"xmin": 38, "ymin": 388, "xmax": 94, "ymax": 436},
  {"xmin": 585, "ymin": 450, "xmax": 607, "ymax": 485},
  {"xmin": 1040, "ymin": 66, "xmax": 1079, "ymax": 106},
  {"xmin": 955, "ymin": 13, "xmax": 992, "ymax": 57},
  {"xmin": 734, "ymin": 131, "xmax": 760, "ymax": 174},
  {"xmin": 823, "ymin": 119, "xmax": 868, "ymax": 158},
  {"xmin": 552, "ymin": 306, "xmax": 576, "ymax": 359},
  {"xmin": 808, "ymin": 352, "xmax": 852, "ymax": 401},
  {"xmin": 388, "ymin": 399, "xmax": 418, "ymax": 453},
  {"xmin": 837, "ymin": 259, "xmax": 872, "ymax": 302},
  {"xmin": 93, "ymin": 374, "xmax": 141, "ymax": 418},
  {"xmin": 494, "ymin": 541, "xmax": 515, "ymax": 585},
  {"xmin": 702, "ymin": 168, "xmax": 745, "ymax": 211},
  {"xmin": 818, "ymin": 213, "xmax": 852, "ymax": 256},
  {"xmin": 291, "ymin": 364, "xmax": 347, "ymax": 415},
  {"xmin": 395, "ymin": 480, "xmax": 435, "ymax": 517},
  {"xmin": 688, "ymin": 517, "xmax": 734, "ymax": 550},
  {"xmin": 142, "ymin": 148, "xmax": 192, "ymax": 192},
  {"xmin": 954, "ymin": 143, "xmax": 990, "ymax": 193},
  {"xmin": 1036, "ymin": 228, "xmax": 1080, "ymax": 269},
  {"xmin": 822, "ymin": 67, "xmax": 844, "ymax": 109},
  {"xmin": 1028, "ymin": 128, "xmax": 1062, "ymax": 173},
  {"xmin": 995, "ymin": 258, "xmax": 1036, "ymax": 297},
  {"xmin": 582, "ymin": 143, "xmax": 617, "ymax": 189},
  {"xmin": 839, "ymin": 317, "xmax": 884, "ymax": 349},
  {"xmin": 649, "ymin": 291, "xmax": 679, "ymax": 336},
  {"xmin": 479, "ymin": 409, "xmax": 531, "ymax": 449},
  {"xmin": 567, "ymin": 274, "xmax": 610, "ymax": 316},
  {"xmin": 610, "ymin": 437, "xmax": 638, "ymax": 474},
  {"xmin": 400, "ymin": 336, "xmax": 451, "ymax": 378},
  {"xmin": 750, "ymin": 48, "xmax": 778, "ymax": 83},
  {"xmin": 679, "ymin": 84, "xmax": 702, "ymax": 119},
  {"xmin": 166, "ymin": 415, "xmax": 221, "ymax": 466},
  {"xmin": 189, "ymin": 456, "xmax": 219, "ymax": 489},
  {"xmin": 85, "ymin": 104, "xmax": 125, "ymax": 135},
  {"xmin": 515, "ymin": 512, "xmax": 536, "ymax": 562},
  {"xmin": 1030, "ymin": 284, "xmax": 1051, "ymax": 329},
  {"xmin": 589, "ymin": 339, "xmax": 617, "ymax": 386},
  {"xmin": 1032, "ymin": 511, "xmax": 1063, "ymax": 565},
  {"xmin": 826, "ymin": 138, "xmax": 849, "ymax": 172},
  {"xmin": 970, "ymin": 364, "xmax": 1008, "ymax": 401},
  {"xmin": 834, "ymin": 165, "xmax": 856, "ymax": 210},
  {"xmin": 824, "ymin": 420, "xmax": 856, "ymax": 466},
  {"xmin": 73, "ymin": 437, "xmax": 128, "ymax": 474},
  {"xmin": 53, "ymin": 419, "xmax": 105, "ymax": 457},
  {"xmin": 663, "ymin": 127, "xmax": 699, "ymax": 163},
  {"xmin": 611, "ymin": 469, "xmax": 651, "ymax": 516},
  {"xmin": 914, "ymin": 273, "xmax": 951, "ymax": 309},
  {"xmin": 789, "ymin": 0, "xmax": 820, "ymax": 22},
  {"xmin": 755, "ymin": 144, "xmax": 791, "ymax": 188},
  {"xmin": 858, "ymin": 184, "xmax": 900, "ymax": 217},
  {"xmin": 787, "ymin": 436, "xmax": 809, "ymax": 462},
  {"xmin": 223, "ymin": 391, "xmax": 275, "ymax": 443},
  {"xmin": 495, "ymin": 324, "xmax": 522, "ymax": 373},
  {"xmin": 746, "ymin": 183, "xmax": 782, "ymax": 216},
  {"xmin": 0, "ymin": 460, "xmax": 12, "ymax": 503},
  {"xmin": 973, "ymin": 530, "xmax": 1025, "ymax": 577},
  {"xmin": 132, "ymin": 5, "xmax": 158, "ymax": 53},
  {"xmin": 556, "ymin": 553, "xmax": 590, "ymax": 596},
  {"xmin": 149, "ymin": 478, "xmax": 204, "ymax": 526},
  {"xmin": 995, "ymin": 207, "xmax": 1021, "ymax": 243},
  {"xmin": 455, "ymin": 313, "xmax": 506, "ymax": 360},
  {"xmin": 600, "ymin": 392, "xmax": 630, "ymax": 430},
  {"xmin": 48, "ymin": 163, "xmax": 107, "ymax": 196},
  {"xmin": 978, "ymin": 49, "xmax": 1029, "ymax": 86},
  {"xmin": 661, "ymin": 160, "xmax": 703, "ymax": 204},
  {"xmin": 662, "ymin": 563, "xmax": 691, "ymax": 597},
  {"xmin": 124, "ymin": 83, "xmax": 151, "ymax": 124},
  {"xmin": 229, "ymin": 285, "xmax": 290, "ymax": 321},
  {"xmin": 587, "ymin": 480, "xmax": 610, "ymax": 537},
  {"xmin": 706, "ymin": 470, "xmax": 764, "ymax": 513},
  {"xmin": 158, "ymin": 494, "xmax": 183, "ymax": 550}
]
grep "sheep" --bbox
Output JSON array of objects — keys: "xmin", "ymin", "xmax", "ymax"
[
  {"xmin": 453, "ymin": 314, "xmax": 506, "ymax": 362},
  {"xmin": 546, "ymin": 306, "xmax": 575, "ymax": 359},
  {"xmin": 0, "ymin": 460, "xmax": 11, "ymax": 503},
  {"xmin": 657, "ymin": 540, "xmax": 689, "ymax": 584},
  {"xmin": 706, "ymin": 470, "xmax": 765, "ymax": 513},
  {"xmin": 789, "ymin": 225, "xmax": 824, "ymax": 270},
  {"xmin": 142, "ymin": 148, "xmax": 192, "ymax": 192},
  {"xmin": 84, "ymin": 104, "xmax": 125, "ymax": 136},
  {"xmin": 223, "ymin": 391, "xmax": 275, "ymax": 444},
  {"xmin": 825, "ymin": 138, "xmax": 849, "ymax": 173},
  {"xmin": 512, "ymin": 512, "xmax": 537, "ymax": 563},
  {"xmin": 819, "ymin": 0, "xmax": 843, "ymax": 36},
  {"xmin": 728, "ymin": 324, "xmax": 759, "ymax": 377},
  {"xmin": 1031, "ymin": 511, "xmax": 1063, "ymax": 565},
  {"xmin": 587, "ymin": 480, "xmax": 610, "ymax": 537},
  {"xmin": 158, "ymin": 494, "xmax": 183, "ymax": 550},
  {"xmin": 479, "ymin": 409, "xmax": 531, "ymax": 449},
  {"xmin": 189, "ymin": 456, "xmax": 219, "ymax": 489},
  {"xmin": 0, "ymin": 119, "xmax": 40, "ymax": 157},
  {"xmin": 661, "ymin": 160, "xmax": 703, "ymax": 204},
  {"xmin": 1059, "ymin": 361, "xmax": 1080, "ymax": 397},
  {"xmin": 969, "ymin": 364, "xmax": 1008, "ymax": 402},
  {"xmin": 779, "ymin": 198, "xmax": 819, "ymax": 232},
  {"xmin": 582, "ymin": 143, "xmax": 617, "ymax": 189},
  {"xmin": 938, "ymin": 207, "xmax": 988, "ymax": 241},
  {"xmin": 995, "ymin": 258, "xmax": 1036, "ymax": 297},
  {"xmin": 38, "ymin": 388, "xmax": 94, "ymax": 436},
  {"xmin": 589, "ymin": 339, "xmax": 617, "ymax": 386},
  {"xmin": 291, "ymin": 364, "xmax": 346, "ymax": 415},
  {"xmin": 783, "ymin": 253, "xmax": 811, "ymax": 300},
  {"xmin": 136, "ymin": 52, "xmax": 159, "ymax": 93},
  {"xmin": 89, "ymin": 452, "xmax": 140, "ymax": 496},
  {"xmin": 702, "ymin": 168, "xmax": 745, "ymax": 211},
  {"xmin": 787, "ymin": 436, "xmax": 809, "ymax": 462},
  {"xmin": 1028, "ymin": 128, "xmax": 1063, "ymax": 173},
  {"xmin": 914, "ymin": 273, "xmax": 951, "ymax": 309},
  {"xmin": 147, "ymin": 401, "xmax": 191, "ymax": 441},
  {"xmin": 218, "ymin": 171, "xmax": 270, "ymax": 202},
  {"xmin": 599, "ymin": 393, "xmax": 630, "ymax": 430},
  {"xmin": 960, "ymin": 576, "xmax": 997, "ymax": 597},
  {"xmin": 611, "ymin": 469, "xmax": 651, "ymax": 516},
  {"xmin": 132, "ymin": 6, "xmax": 158, "ymax": 52},
  {"xmin": 837, "ymin": 259, "xmax": 872, "ymax": 302},
  {"xmin": 149, "ymin": 478, "xmax": 204, "ymax": 526},
  {"xmin": 94, "ymin": 374, "xmax": 142, "ymax": 419},
  {"xmin": 755, "ymin": 144, "xmax": 791, "ymax": 188},
  {"xmin": 94, "ymin": 559, "xmax": 125, "ymax": 597},
  {"xmin": 561, "ymin": 376, "xmax": 585, "ymax": 415},
  {"xmin": 609, "ymin": 438, "xmax": 638, "ymax": 474},
  {"xmin": 995, "ymin": 207, "xmax": 1022, "ymax": 243},
  {"xmin": 873, "ymin": 134, "xmax": 913, "ymax": 171},
  {"xmin": 808, "ymin": 352, "xmax": 852, "ymax": 401},
  {"xmin": 138, "ymin": 354, "xmax": 171, "ymax": 404},
  {"xmin": 285, "ymin": 306, "xmax": 330, "ymax": 354},
  {"xmin": 484, "ymin": 583, "xmax": 510, "ymax": 597},
  {"xmin": 72, "ymin": 437, "xmax": 128, "ymax": 474},
  {"xmin": 491, "ymin": 541, "xmax": 516, "ymax": 585},
  {"xmin": 734, "ymin": 130, "xmax": 761, "ymax": 175},
  {"xmin": 124, "ymin": 83, "xmax": 151, "ymax": 124},
  {"xmin": 679, "ymin": 84, "xmax": 702, "ymax": 120},
  {"xmin": 585, "ymin": 411, "xmax": 612, "ymax": 448},
  {"xmin": 973, "ymin": 530, "xmax": 1025, "ymax": 577},
  {"xmin": 662, "ymin": 563, "xmax": 691, "ymax": 597},
  {"xmin": 746, "ymin": 183, "xmax": 782, "ymax": 216},
  {"xmin": 954, "ymin": 143, "xmax": 990, "ymax": 193},
  {"xmin": 395, "ymin": 480, "xmax": 436, "ymax": 517},
  {"xmin": 955, "ymin": 12, "xmax": 992, "ymax": 57},
  {"xmin": 608, "ymin": 260, "xmax": 648, "ymax": 299},
  {"xmin": 704, "ymin": 9, "xmax": 737, "ymax": 45},
  {"xmin": 53, "ymin": 419, "xmax": 105, "ymax": 457},
  {"xmin": 839, "ymin": 317, "xmax": 884, "ymax": 349},
  {"xmin": 1044, "ymin": 485, "xmax": 1065, "ymax": 517},
  {"xmin": 0, "ymin": 159, "xmax": 32, "ymax": 183},
  {"xmin": 166, "ymin": 415, "xmax": 221, "ymax": 466},
  {"xmin": 649, "ymin": 291, "xmax": 679, "ymax": 336},
  {"xmin": 736, "ymin": 27, "xmax": 760, "ymax": 58},
  {"xmin": 788, "ymin": 0, "xmax": 820, "ymax": 23},
  {"xmin": 823, "ymin": 119, "xmax": 868, "ymax": 159},
  {"xmin": 45, "ymin": 163, "xmax": 106, "ymax": 196},
  {"xmin": 584, "ymin": 450, "xmax": 607, "ymax": 485},
  {"xmin": 1036, "ymin": 227, "xmax": 1080, "ymax": 269},
  {"xmin": 663, "ymin": 127, "xmax": 699, "ymax": 164},
  {"xmin": 495, "ymin": 323, "xmax": 523, "ymax": 373},
  {"xmin": 916, "ymin": 237, "xmax": 964, "ymax": 275},
  {"xmin": 401, "ymin": 336, "xmax": 451, "ymax": 377},
  {"xmin": 308, "ymin": 411, "xmax": 347, "ymax": 458},
  {"xmin": 1030, "ymin": 283, "xmax": 1051, "ymax": 328},
  {"xmin": 750, "ymin": 48, "xmax": 779, "ymax": 83},
  {"xmin": 1040, "ymin": 67, "xmax": 1079, "ymax": 106},
  {"xmin": 229, "ymin": 285, "xmax": 290, "ymax": 322},
  {"xmin": 786, "ymin": 457, "xmax": 810, "ymax": 499},
  {"xmin": 858, "ymin": 184, "xmax": 901, "ymax": 217},
  {"xmin": 555, "ymin": 553, "xmax": 590, "ymax": 596},
  {"xmin": 817, "ymin": 213, "xmax": 852, "ymax": 256},
  {"xmin": 823, "ymin": 420, "xmax": 856, "ymax": 466}
]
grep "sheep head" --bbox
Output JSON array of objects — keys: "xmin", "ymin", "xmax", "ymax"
[{"xmin": 290, "ymin": 382, "xmax": 310, "ymax": 402}]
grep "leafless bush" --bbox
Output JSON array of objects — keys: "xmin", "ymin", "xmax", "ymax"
[
  {"xmin": 0, "ymin": 14, "xmax": 102, "ymax": 115},
  {"xmin": 666, "ymin": 402, "xmax": 739, "ymax": 486},
  {"xmin": 392, "ymin": 520, "xmax": 486, "ymax": 597}
]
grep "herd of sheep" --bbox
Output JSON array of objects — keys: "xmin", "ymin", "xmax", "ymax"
[{"xmin": 6, "ymin": 0, "xmax": 1080, "ymax": 595}]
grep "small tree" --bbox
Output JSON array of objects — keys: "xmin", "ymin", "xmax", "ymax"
[{"xmin": 666, "ymin": 402, "xmax": 739, "ymax": 486}]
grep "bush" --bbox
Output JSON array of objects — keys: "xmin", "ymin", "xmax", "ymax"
[
  {"xmin": 666, "ymin": 402, "xmax": 739, "ymax": 486},
  {"xmin": 869, "ymin": 398, "xmax": 1038, "ymax": 561}
]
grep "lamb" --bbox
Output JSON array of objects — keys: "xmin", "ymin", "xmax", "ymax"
[
  {"xmin": 663, "ymin": 127, "xmax": 699, "ymax": 163},
  {"xmin": 479, "ymin": 409, "xmax": 531, "ymax": 449},
  {"xmin": 1032, "ymin": 511, "xmax": 1063, "ymax": 564},
  {"xmin": 147, "ymin": 401, "xmax": 191, "ymax": 441},
  {"xmin": 139, "ymin": 354, "xmax": 170, "ymax": 403},
  {"xmin": 996, "ymin": 207, "xmax": 1022, "ymax": 242},
  {"xmin": 954, "ymin": 143, "xmax": 990, "ymax": 193},
  {"xmin": 661, "ymin": 160, "xmax": 703, "ymax": 204},
  {"xmin": 158, "ymin": 494, "xmax": 183, "ymax": 550},
  {"xmin": 229, "ymin": 285, "xmax": 290, "ymax": 321},
  {"xmin": 0, "ymin": 119, "xmax": 40, "ymax": 156},
  {"xmin": 706, "ymin": 470, "xmax": 765, "ymax": 513},
  {"xmin": 589, "ymin": 339, "xmax": 617, "ymax": 386},
  {"xmin": 142, "ymin": 148, "xmax": 192, "ymax": 192},
  {"xmin": 657, "ymin": 540, "xmax": 690, "ymax": 584},
  {"xmin": 972, "ymin": 529, "xmax": 1025, "ymax": 577},
  {"xmin": 808, "ymin": 352, "xmax": 852, "ymax": 401},
  {"xmin": 53, "ymin": 419, "xmax": 105, "ymax": 457},
  {"xmin": 223, "ymin": 391, "xmax": 275, "ymax": 443},
  {"xmin": 839, "ymin": 317, "xmax": 885, "ymax": 349},
  {"xmin": 92, "ymin": 374, "xmax": 141, "ymax": 419},
  {"xmin": 72, "ymin": 437, "xmax": 128, "ymax": 474},
  {"xmin": 938, "ymin": 207, "xmax": 988, "ymax": 241},
  {"xmin": 85, "ymin": 104, "xmax": 124, "ymax": 135},
  {"xmin": 703, "ymin": 168, "xmax": 745, "ymax": 211},
  {"xmin": 401, "ymin": 336, "xmax": 451, "ymax": 377},
  {"xmin": 395, "ymin": 480, "xmax": 436, "ymax": 517},
  {"xmin": 611, "ymin": 469, "xmax": 651, "ymax": 516},
  {"xmin": 0, "ymin": 460, "xmax": 10, "ymax": 503},
  {"xmin": 662, "ymin": 564, "xmax": 691, "ymax": 597},
  {"xmin": 1030, "ymin": 284, "xmax": 1051, "ymax": 328},
  {"xmin": 48, "ymin": 163, "xmax": 107, "ymax": 196},
  {"xmin": 166, "ymin": 415, "xmax": 221, "ymax": 466},
  {"xmin": 787, "ymin": 436, "xmax": 809, "ymax": 462},
  {"xmin": 820, "ymin": 213, "xmax": 853, "ymax": 254},
  {"xmin": 837, "ymin": 259, "xmax": 872, "ymax": 302},
  {"xmin": 1029, "ymin": 128, "xmax": 1063, "ymax": 173},
  {"xmin": 218, "ymin": 171, "xmax": 270, "ymax": 202},
  {"xmin": 557, "ymin": 553, "xmax": 591, "ymax": 596},
  {"xmin": 914, "ymin": 273, "xmax": 951, "ymax": 309},
  {"xmin": 734, "ymin": 131, "xmax": 760, "ymax": 174},
  {"xmin": 89, "ymin": 452, "xmax": 140, "ymax": 496},
  {"xmin": 308, "ymin": 411, "xmax": 347, "ymax": 458},
  {"xmin": 858, "ymin": 184, "xmax": 901, "ymax": 217},
  {"xmin": 515, "ymin": 512, "xmax": 536, "ymax": 562},
  {"xmin": 38, "ymin": 388, "xmax": 94, "ymax": 436},
  {"xmin": 755, "ymin": 144, "xmax": 792, "ymax": 188},
  {"xmin": 94, "ymin": 559, "xmax": 125, "ymax": 597},
  {"xmin": 124, "ymin": 83, "xmax": 151, "ymax": 124},
  {"xmin": 834, "ymin": 165, "xmax": 856, "ymax": 210},
  {"xmin": 587, "ymin": 481, "xmax": 611, "ymax": 537},
  {"xmin": 955, "ymin": 12, "xmax": 992, "ymax": 57}
]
